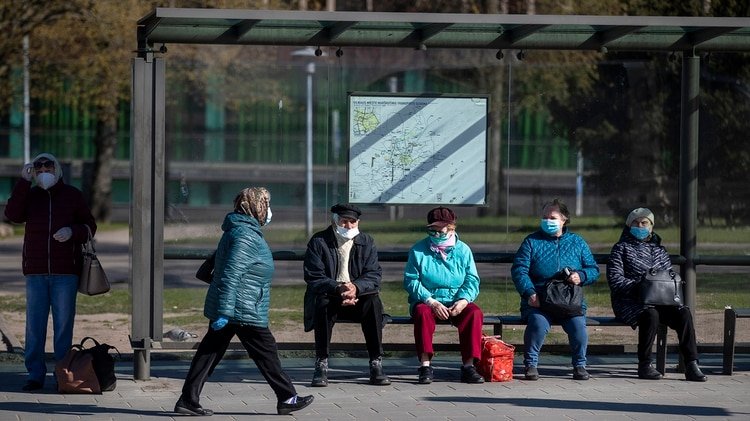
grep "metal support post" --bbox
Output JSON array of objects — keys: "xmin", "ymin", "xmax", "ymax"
[
  {"xmin": 130, "ymin": 54, "xmax": 165, "ymax": 380},
  {"xmin": 679, "ymin": 52, "xmax": 700, "ymax": 314}
]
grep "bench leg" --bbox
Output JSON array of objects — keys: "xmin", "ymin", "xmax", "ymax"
[
  {"xmin": 656, "ymin": 324, "xmax": 668, "ymax": 375},
  {"xmin": 723, "ymin": 308, "xmax": 737, "ymax": 375},
  {"xmin": 493, "ymin": 323, "xmax": 503, "ymax": 338}
]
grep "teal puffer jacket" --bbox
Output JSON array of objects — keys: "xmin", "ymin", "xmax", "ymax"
[
  {"xmin": 204, "ymin": 212, "xmax": 273, "ymax": 328},
  {"xmin": 403, "ymin": 235, "xmax": 480, "ymax": 315}
]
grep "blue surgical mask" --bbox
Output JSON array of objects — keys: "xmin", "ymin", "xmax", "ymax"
[
  {"xmin": 630, "ymin": 226, "xmax": 650, "ymax": 240},
  {"xmin": 540, "ymin": 219, "xmax": 561, "ymax": 235},
  {"xmin": 264, "ymin": 208, "xmax": 272, "ymax": 226}
]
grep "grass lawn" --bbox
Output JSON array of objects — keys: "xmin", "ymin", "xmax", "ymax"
[{"xmin": 1, "ymin": 273, "xmax": 745, "ymax": 328}]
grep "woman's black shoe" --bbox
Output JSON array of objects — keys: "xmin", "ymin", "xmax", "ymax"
[
  {"xmin": 460, "ymin": 365, "xmax": 485, "ymax": 384},
  {"xmin": 174, "ymin": 398, "xmax": 214, "ymax": 416},
  {"xmin": 638, "ymin": 363, "xmax": 663, "ymax": 380},
  {"xmin": 685, "ymin": 360, "xmax": 707, "ymax": 382},
  {"xmin": 277, "ymin": 395, "xmax": 314, "ymax": 415},
  {"xmin": 417, "ymin": 366, "xmax": 433, "ymax": 384},
  {"xmin": 22, "ymin": 380, "xmax": 43, "ymax": 391}
]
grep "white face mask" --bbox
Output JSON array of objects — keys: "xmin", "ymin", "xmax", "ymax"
[
  {"xmin": 36, "ymin": 172, "xmax": 58, "ymax": 190},
  {"xmin": 264, "ymin": 207, "xmax": 272, "ymax": 226},
  {"xmin": 335, "ymin": 225, "xmax": 359, "ymax": 240}
]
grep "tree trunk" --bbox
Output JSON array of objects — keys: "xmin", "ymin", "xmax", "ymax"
[
  {"xmin": 90, "ymin": 102, "xmax": 117, "ymax": 222},
  {"xmin": 478, "ymin": 66, "xmax": 506, "ymax": 217}
]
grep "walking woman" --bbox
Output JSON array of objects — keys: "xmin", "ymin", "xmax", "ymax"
[{"xmin": 174, "ymin": 187, "xmax": 314, "ymax": 416}]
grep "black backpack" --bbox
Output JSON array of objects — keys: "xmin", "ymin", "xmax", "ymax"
[{"xmin": 78, "ymin": 337, "xmax": 120, "ymax": 392}]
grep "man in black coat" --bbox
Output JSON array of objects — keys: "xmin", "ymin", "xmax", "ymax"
[{"xmin": 303, "ymin": 203, "xmax": 390, "ymax": 387}]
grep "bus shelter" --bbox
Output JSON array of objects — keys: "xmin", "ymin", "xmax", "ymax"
[{"xmin": 132, "ymin": 8, "xmax": 750, "ymax": 379}]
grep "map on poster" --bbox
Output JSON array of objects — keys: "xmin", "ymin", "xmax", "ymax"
[{"xmin": 347, "ymin": 93, "xmax": 488, "ymax": 205}]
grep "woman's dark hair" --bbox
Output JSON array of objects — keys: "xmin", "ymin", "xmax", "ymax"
[{"xmin": 542, "ymin": 198, "xmax": 570, "ymax": 226}]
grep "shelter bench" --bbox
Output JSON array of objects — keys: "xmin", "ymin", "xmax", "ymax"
[
  {"xmin": 723, "ymin": 307, "xmax": 750, "ymax": 375},
  {"xmin": 362, "ymin": 314, "xmax": 669, "ymax": 374}
]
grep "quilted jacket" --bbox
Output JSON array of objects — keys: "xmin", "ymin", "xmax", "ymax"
[
  {"xmin": 403, "ymin": 235, "xmax": 480, "ymax": 315},
  {"xmin": 606, "ymin": 228, "xmax": 673, "ymax": 327},
  {"xmin": 4, "ymin": 178, "xmax": 96, "ymax": 276},
  {"xmin": 204, "ymin": 212, "xmax": 273, "ymax": 328},
  {"xmin": 511, "ymin": 228, "xmax": 599, "ymax": 317}
]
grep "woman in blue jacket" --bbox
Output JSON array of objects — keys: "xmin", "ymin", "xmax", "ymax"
[
  {"xmin": 174, "ymin": 187, "xmax": 313, "ymax": 416},
  {"xmin": 511, "ymin": 199, "xmax": 599, "ymax": 381},
  {"xmin": 403, "ymin": 207, "xmax": 485, "ymax": 385}
]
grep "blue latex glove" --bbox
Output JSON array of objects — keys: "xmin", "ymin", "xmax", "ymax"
[{"xmin": 211, "ymin": 317, "xmax": 228, "ymax": 331}]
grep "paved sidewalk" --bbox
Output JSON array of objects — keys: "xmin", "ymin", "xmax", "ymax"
[{"xmin": 0, "ymin": 352, "xmax": 747, "ymax": 420}]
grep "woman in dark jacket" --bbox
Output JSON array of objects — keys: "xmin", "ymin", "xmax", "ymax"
[
  {"xmin": 5, "ymin": 152, "xmax": 96, "ymax": 392},
  {"xmin": 607, "ymin": 207, "xmax": 706, "ymax": 381},
  {"xmin": 174, "ymin": 187, "xmax": 314, "ymax": 416}
]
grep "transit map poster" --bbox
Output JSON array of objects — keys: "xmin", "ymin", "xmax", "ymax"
[{"xmin": 347, "ymin": 92, "xmax": 488, "ymax": 205}]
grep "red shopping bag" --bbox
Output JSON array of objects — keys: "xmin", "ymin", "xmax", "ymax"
[{"xmin": 477, "ymin": 334, "xmax": 515, "ymax": 382}]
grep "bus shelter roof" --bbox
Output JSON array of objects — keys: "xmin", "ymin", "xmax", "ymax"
[{"xmin": 138, "ymin": 8, "xmax": 750, "ymax": 52}]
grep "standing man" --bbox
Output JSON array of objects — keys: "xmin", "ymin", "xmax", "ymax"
[
  {"xmin": 5, "ymin": 153, "xmax": 96, "ymax": 392},
  {"xmin": 303, "ymin": 203, "xmax": 390, "ymax": 387}
]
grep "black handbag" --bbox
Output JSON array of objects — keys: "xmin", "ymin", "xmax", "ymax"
[
  {"xmin": 78, "ymin": 225, "xmax": 111, "ymax": 296},
  {"xmin": 538, "ymin": 280, "xmax": 584, "ymax": 319},
  {"xmin": 640, "ymin": 268, "xmax": 684, "ymax": 306},
  {"xmin": 195, "ymin": 251, "xmax": 216, "ymax": 284}
]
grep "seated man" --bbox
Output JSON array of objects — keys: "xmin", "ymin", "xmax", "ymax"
[{"xmin": 303, "ymin": 203, "xmax": 390, "ymax": 387}]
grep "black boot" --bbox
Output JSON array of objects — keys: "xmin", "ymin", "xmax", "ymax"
[
  {"xmin": 369, "ymin": 357, "xmax": 391, "ymax": 386},
  {"xmin": 311, "ymin": 358, "xmax": 328, "ymax": 387},
  {"xmin": 685, "ymin": 360, "xmax": 707, "ymax": 382},
  {"xmin": 638, "ymin": 361, "xmax": 663, "ymax": 380}
]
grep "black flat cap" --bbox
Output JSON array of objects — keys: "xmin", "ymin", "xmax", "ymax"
[{"xmin": 331, "ymin": 203, "xmax": 362, "ymax": 220}]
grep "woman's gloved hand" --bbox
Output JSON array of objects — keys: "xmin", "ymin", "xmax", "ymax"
[
  {"xmin": 211, "ymin": 316, "xmax": 228, "ymax": 331},
  {"xmin": 53, "ymin": 227, "xmax": 73, "ymax": 242},
  {"xmin": 21, "ymin": 163, "xmax": 33, "ymax": 181}
]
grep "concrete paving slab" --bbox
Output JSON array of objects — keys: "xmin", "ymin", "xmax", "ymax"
[{"xmin": 0, "ymin": 353, "xmax": 747, "ymax": 420}]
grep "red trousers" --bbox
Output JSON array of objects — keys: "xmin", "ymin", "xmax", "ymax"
[{"xmin": 412, "ymin": 302, "xmax": 483, "ymax": 363}]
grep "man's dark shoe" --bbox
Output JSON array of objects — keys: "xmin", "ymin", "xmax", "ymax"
[
  {"xmin": 524, "ymin": 366, "xmax": 539, "ymax": 381},
  {"xmin": 573, "ymin": 365, "xmax": 590, "ymax": 380},
  {"xmin": 638, "ymin": 363, "xmax": 663, "ymax": 380},
  {"xmin": 22, "ymin": 380, "xmax": 43, "ymax": 392},
  {"xmin": 685, "ymin": 360, "xmax": 707, "ymax": 382},
  {"xmin": 277, "ymin": 395, "xmax": 314, "ymax": 415},
  {"xmin": 460, "ymin": 365, "xmax": 485, "ymax": 384},
  {"xmin": 311, "ymin": 358, "xmax": 328, "ymax": 387},
  {"xmin": 417, "ymin": 366, "xmax": 433, "ymax": 384},
  {"xmin": 174, "ymin": 398, "xmax": 214, "ymax": 416},
  {"xmin": 369, "ymin": 358, "xmax": 391, "ymax": 385}
]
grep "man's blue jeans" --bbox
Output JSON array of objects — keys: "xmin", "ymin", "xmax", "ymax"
[
  {"xmin": 522, "ymin": 307, "xmax": 588, "ymax": 368},
  {"xmin": 25, "ymin": 274, "xmax": 78, "ymax": 384}
]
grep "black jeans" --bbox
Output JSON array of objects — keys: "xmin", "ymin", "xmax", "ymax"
[
  {"xmin": 314, "ymin": 292, "xmax": 385, "ymax": 361},
  {"xmin": 180, "ymin": 323, "xmax": 296, "ymax": 407},
  {"xmin": 638, "ymin": 306, "xmax": 698, "ymax": 363}
]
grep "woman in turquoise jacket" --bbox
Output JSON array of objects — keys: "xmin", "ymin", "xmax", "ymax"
[
  {"xmin": 175, "ymin": 187, "xmax": 313, "ymax": 416},
  {"xmin": 511, "ymin": 199, "xmax": 599, "ymax": 381},
  {"xmin": 403, "ymin": 207, "xmax": 485, "ymax": 385}
]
